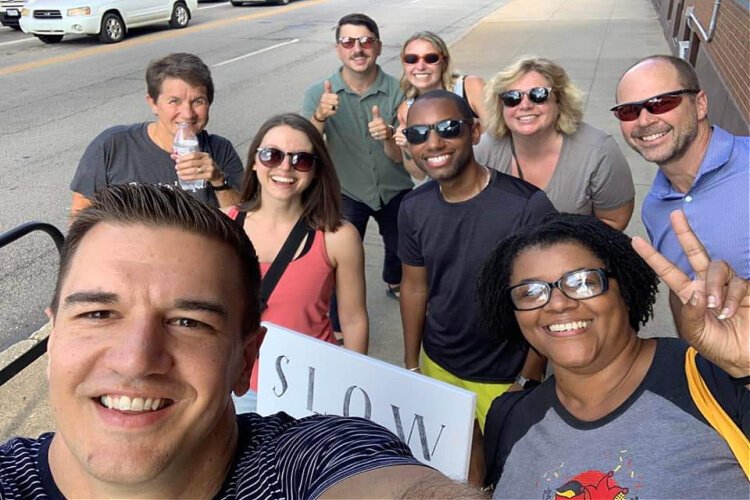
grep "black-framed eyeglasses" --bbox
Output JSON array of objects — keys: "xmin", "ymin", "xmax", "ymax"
[
  {"xmin": 337, "ymin": 36, "xmax": 377, "ymax": 49},
  {"xmin": 402, "ymin": 119, "xmax": 471, "ymax": 145},
  {"xmin": 256, "ymin": 147, "xmax": 317, "ymax": 173},
  {"xmin": 500, "ymin": 87, "xmax": 552, "ymax": 107},
  {"xmin": 610, "ymin": 89, "xmax": 699, "ymax": 121},
  {"xmin": 507, "ymin": 268, "xmax": 611, "ymax": 311}
]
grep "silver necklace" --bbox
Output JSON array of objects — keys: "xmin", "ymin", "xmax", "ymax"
[{"xmin": 439, "ymin": 166, "xmax": 492, "ymax": 198}]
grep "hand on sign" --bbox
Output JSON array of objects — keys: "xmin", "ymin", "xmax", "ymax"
[
  {"xmin": 632, "ymin": 210, "xmax": 749, "ymax": 379},
  {"xmin": 368, "ymin": 106, "xmax": 393, "ymax": 142}
]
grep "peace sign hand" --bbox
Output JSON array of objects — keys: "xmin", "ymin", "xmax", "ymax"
[{"xmin": 632, "ymin": 210, "xmax": 749, "ymax": 379}]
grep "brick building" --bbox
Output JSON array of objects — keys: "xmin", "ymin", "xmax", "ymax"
[{"xmin": 652, "ymin": 0, "xmax": 749, "ymax": 135}]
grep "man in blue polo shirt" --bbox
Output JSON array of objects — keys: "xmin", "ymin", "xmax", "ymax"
[
  {"xmin": 303, "ymin": 13, "xmax": 411, "ymax": 301},
  {"xmin": 614, "ymin": 55, "xmax": 749, "ymax": 279}
]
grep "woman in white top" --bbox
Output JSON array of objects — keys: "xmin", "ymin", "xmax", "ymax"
[
  {"xmin": 475, "ymin": 56, "xmax": 635, "ymax": 230},
  {"xmin": 394, "ymin": 31, "xmax": 488, "ymax": 179}
]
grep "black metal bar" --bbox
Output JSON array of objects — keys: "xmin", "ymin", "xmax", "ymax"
[{"xmin": 0, "ymin": 221, "xmax": 64, "ymax": 386}]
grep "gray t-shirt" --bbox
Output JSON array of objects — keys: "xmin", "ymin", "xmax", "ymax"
[
  {"xmin": 71, "ymin": 122, "xmax": 244, "ymax": 207},
  {"xmin": 474, "ymin": 123, "xmax": 634, "ymax": 215},
  {"xmin": 485, "ymin": 338, "xmax": 750, "ymax": 499}
]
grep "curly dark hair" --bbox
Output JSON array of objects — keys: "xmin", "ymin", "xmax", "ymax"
[{"xmin": 477, "ymin": 213, "xmax": 658, "ymax": 347}]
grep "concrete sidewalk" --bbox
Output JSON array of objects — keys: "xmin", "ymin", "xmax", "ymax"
[{"xmin": 0, "ymin": 0, "xmax": 675, "ymax": 441}]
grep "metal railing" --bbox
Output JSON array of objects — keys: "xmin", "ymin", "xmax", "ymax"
[{"xmin": 0, "ymin": 221, "xmax": 64, "ymax": 386}]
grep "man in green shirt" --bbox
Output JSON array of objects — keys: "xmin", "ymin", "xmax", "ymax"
[{"xmin": 303, "ymin": 13, "xmax": 412, "ymax": 305}]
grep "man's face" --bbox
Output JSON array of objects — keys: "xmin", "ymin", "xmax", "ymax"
[
  {"xmin": 147, "ymin": 77, "xmax": 211, "ymax": 138},
  {"xmin": 615, "ymin": 59, "xmax": 706, "ymax": 166},
  {"xmin": 335, "ymin": 23, "xmax": 381, "ymax": 76},
  {"xmin": 406, "ymin": 98, "xmax": 481, "ymax": 182},
  {"xmin": 47, "ymin": 223, "xmax": 256, "ymax": 490}
]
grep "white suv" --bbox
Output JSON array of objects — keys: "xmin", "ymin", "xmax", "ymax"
[{"xmin": 19, "ymin": 0, "xmax": 197, "ymax": 44}]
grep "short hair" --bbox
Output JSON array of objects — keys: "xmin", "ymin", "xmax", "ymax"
[
  {"xmin": 240, "ymin": 113, "xmax": 343, "ymax": 232},
  {"xmin": 146, "ymin": 53, "xmax": 215, "ymax": 104},
  {"xmin": 335, "ymin": 13, "xmax": 380, "ymax": 40},
  {"xmin": 477, "ymin": 213, "xmax": 658, "ymax": 347},
  {"xmin": 617, "ymin": 55, "xmax": 701, "ymax": 101},
  {"xmin": 399, "ymin": 31, "xmax": 456, "ymax": 99},
  {"xmin": 408, "ymin": 89, "xmax": 475, "ymax": 124},
  {"xmin": 52, "ymin": 185, "xmax": 261, "ymax": 335},
  {"xmin": 484, "ymin": 56, "xmax": 584, "ymax": 138}
]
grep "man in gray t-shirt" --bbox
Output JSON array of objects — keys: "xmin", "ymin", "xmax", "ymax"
[{"xmin": 70, "ymin": 53, "xmax": 243, "ymax": 215}]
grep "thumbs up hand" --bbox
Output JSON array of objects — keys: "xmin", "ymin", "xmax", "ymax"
[
  {"xmin": 314, "ymin": 80, "xmax": 339, "ymax": 122},
  {"xmin": 368, "ymin": 105, "xmax": 393, "ymax": 142}
]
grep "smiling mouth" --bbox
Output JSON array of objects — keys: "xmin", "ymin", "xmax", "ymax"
[
  {"xmin": 270, "ymin": 175, "xmax": 296, "ymax": 185},
  {"xmin": 425, "ymin": 154, "xmax": 450, "ymax": 167},
  {"xmin": 546, "ymin": 320, "xmax": 591, "ymax": 334},
  {"xmin": 636, "ymin": 130, "xmax": 669, "ymax": 142},
  {"xmin": 99, "ymin": 395, "xmax": 174, "ymax": 412}
]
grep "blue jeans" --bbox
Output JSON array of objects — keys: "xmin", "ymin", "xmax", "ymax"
[{"xmin": 330, "ymin": 190, "xmax": 409, "ymax": 330}]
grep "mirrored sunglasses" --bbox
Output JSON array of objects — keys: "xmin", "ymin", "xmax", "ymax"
[
  {"xmin": 337, "ymin": 36, "xmax": 377, "ymax": 49},
  {"xmin": 256, "ymin": 147, "xmax": 317, "ymax": 173},
  {"xmin": 500, "ymin": 87, "xmax": 552, "ymax": 107},
  {"xmin": 507, "ymin": 268, "xmax": 611, "ymax": 311},
  {"xmin": 402, "ymin": 119, "xmax": 470, "ymax": 145},
  {"xmin": 610, "ymin": 89, "xmax": 699, "ymax": 121},
  {"xmin": 402, "ymin": 53, "xmax": 442, "ymax": 65}
]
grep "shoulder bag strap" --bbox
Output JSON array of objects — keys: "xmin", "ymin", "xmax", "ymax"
[
  {"xmin": 685, "ymin": 346, "xmax": 750, "ymax": 480},
  {"xmin": 259, "ymin": 218, "xmax": 313, "ymax": 311}
]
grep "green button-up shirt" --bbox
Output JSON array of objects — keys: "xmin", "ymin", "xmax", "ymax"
[{"xmin": 303, "ymin": 66, "xmax": 412, "ymax": 210}]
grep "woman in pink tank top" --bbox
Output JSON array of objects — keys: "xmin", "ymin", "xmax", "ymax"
[{"xmin": 227, "ymin": 113, "xmax": 368, "ymax": 394}]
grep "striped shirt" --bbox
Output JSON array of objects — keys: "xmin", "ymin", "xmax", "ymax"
[{"xmin": 0, "ymin": 412, "xmax": 422, "ymax": 499}]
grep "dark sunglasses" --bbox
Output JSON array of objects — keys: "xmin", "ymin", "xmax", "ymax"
[
  {"xmin": 402, "ymin": 53, "xmax": 442, "ymax": 65},
  {"xmin": 402, "ymin": 119, "xmax": 470, "ymax": 145},
  {"xmin": 500, "ymin": 87, "xmax": 552, "ymax": 107},
  {"xmin": 610, "ymin": 89, "xmax": 699, "ymax": 121},
  {"xmin": 337, "ymin": 36, "xmax": 377, "ymax": 49},
  {"xmin": 507, "ymin": 268, "xmax": 611, "ymax": 311},
  {"xmin": 256, "ymin": 147, "xmax": 317, "ymax": 173}
]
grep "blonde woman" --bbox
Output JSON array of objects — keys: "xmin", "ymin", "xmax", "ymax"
[
  {"xmin": 394, "ymin": 31, "xmax": 488, "ymax": 179},
  {"xmin": 475, "ymin": 57, "xmax": 634, "ymax": 230}
]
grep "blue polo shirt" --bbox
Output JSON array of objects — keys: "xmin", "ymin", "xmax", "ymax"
[{"xmin": 642, "ymin": 126, "xmax": 749, "ymax": 278}]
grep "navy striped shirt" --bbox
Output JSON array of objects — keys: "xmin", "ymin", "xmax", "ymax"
[{"xmin": 0, "ymin": 412, "xmax": 422, "ymax": 499}]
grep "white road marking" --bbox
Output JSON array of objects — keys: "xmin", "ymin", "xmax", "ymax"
[
  {"xmin": 198, "ymin": 1, "xmax": 231, "ymax": 10},
  {"xmin": 213, "ymin": 38, "xmax": 299, "ymax": 67},
  {"xmin": 0, "ymin": 37, "xmax": 36, "ymax": 47}
]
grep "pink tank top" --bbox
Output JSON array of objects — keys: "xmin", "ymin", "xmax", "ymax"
[{"xmin": 250, "ymin": 229, "xmax": 336, "ymax": 390}]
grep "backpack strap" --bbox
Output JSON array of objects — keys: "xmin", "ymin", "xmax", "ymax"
[
  {"xmin": 259, "ymin": 218, "xmax": 313, "ymax": 311},
  {"xmin": 685, "ymin": 346, "xmax": 750, "ymax": 480}
]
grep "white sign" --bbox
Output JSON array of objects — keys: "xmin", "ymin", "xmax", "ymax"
[{"xmin": 256, "ymin": 323, "xmax": 476, "ymax": 481}]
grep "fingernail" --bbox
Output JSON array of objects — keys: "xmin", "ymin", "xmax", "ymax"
[
  {"xmin": 707, "ymin": 295, "xmax": 717, "ymax": 308},
  {"xmin": 718, "ymin": 308, "xmax": 729, "ymax": 320},
  {"xmin": 689, "ymin": 293, "xmax": 699, "ymax": 306}
]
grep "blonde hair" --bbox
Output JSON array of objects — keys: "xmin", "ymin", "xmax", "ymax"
[
  {"xmin": 484, "ymin": 56, "xmax": 584, "ymax": 138},
  {"xmin": 399, "ymin": 31, "xmax": 457, "ymax": 99}
]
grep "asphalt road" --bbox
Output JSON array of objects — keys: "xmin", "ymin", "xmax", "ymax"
[{"xmin": 0, "ymin": 0, "xmax": 507, "ymax": 352}]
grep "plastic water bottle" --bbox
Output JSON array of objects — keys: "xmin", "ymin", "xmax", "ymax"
[{"xmin": 173, "ymin": 123, "xmax": 206, "ymax": 192}]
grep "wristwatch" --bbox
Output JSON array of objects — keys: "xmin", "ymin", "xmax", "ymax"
[
  {"xmin": 515, "ymin": 374, "xmax": 541, "ymax": 390},
  {"xmin": 211, "ymin": 179, "xmax": 231, "ymax": 191}
]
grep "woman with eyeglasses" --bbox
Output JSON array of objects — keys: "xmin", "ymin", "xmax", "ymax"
[
  {"xmin": 477, "ymin": 212, "xmax": 750, "ymax": 498},
  {"xmin": 228, "ymin": 113, "xmax": 368, "ymax": 410},
  {"xmin": 475, "ymin": 57, "xmax": 635, "ymax": 231},
  {"xmin": 393, "ymin": 31, "xmax": 489, "ymax": 179}
]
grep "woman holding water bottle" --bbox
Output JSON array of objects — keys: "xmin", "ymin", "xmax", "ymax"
[
  {"xmin": 70, "ymin": 53, "xmax": 244, "ymax": 216},
  {"xmin": 228, "ymin": 113, "xmax": 369, "ymax": 413}
]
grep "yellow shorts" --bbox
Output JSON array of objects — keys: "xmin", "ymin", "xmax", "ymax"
[{"xmin": 421, "ymin": 351, "xmax": 512, "ymax": 432}]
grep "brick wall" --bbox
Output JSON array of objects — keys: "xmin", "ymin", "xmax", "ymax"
[{"xmin": 653, "ymin": 0, "xmax": 749, "ymax": 134}]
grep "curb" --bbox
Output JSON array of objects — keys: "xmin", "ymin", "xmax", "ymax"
[{"xmin": 0, "ymin": 322, "xmax": 51, "ymax": 374}]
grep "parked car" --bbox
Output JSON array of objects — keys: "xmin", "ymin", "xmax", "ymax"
[
  {"xmin": 231, "ymin": 0, "xmax": 291, "ymax": 6},
  {"xmin": 0, "ymin": 0, "xmax": 25, "ymax": 30},
  {"xmin": 19, "ymin": 0, "xmax": 197, "ymax": 44}
]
